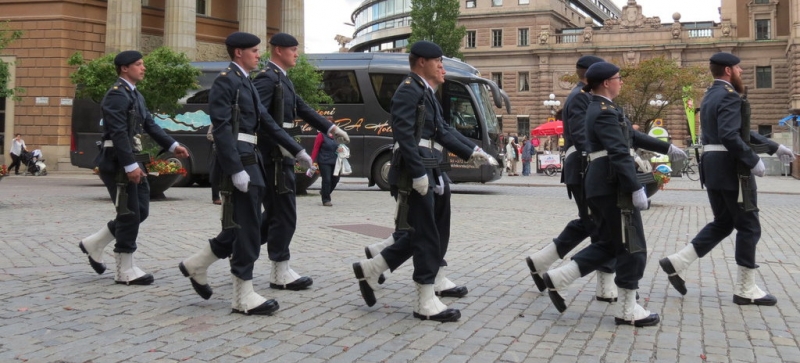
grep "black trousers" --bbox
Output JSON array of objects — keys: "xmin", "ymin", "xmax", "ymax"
[
  {"xmin": 9, "ymin": 153, "xmax": 21, "ymax": 173},
  {"xmin": 691, "ymin": 188, "xmax": 760, "ymax": 268},
  {"xmin": 381, "ymin": 178, "xmax": 440, "ymax": 284},
  {"xmin": 554, "ymin": 184, "xmax": 615, "ymax": 273},
  {"xmin": 572, "ymin": 194, "xmax": 647, "ymax": 290},
  {"xmin": 99, "ymin": 170, "xmax": 150, "ymax": 253},
  {"xmin": 210, "ymin": 185, "xmax": 265, "ymax": 280},
  {"xmin": 318, "ymin": 162, "xmax": 340, "ymax": 203},
  {"xmin": 260, "ymin": 162, "xmax": 296, "ymax": 262}
]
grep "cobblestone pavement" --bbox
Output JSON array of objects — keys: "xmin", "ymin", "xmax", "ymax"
[{"xmin": 1, "ymin": 172, "xmax": 799, "ymax": 363}]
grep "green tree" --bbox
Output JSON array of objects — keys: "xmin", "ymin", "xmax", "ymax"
[
  {"xmin": 258, "ymin": 52, "xmax": 332, "ymax": 109},
  {"xmin": 68, "ymin": 47, "xmax": 200, "ymax": 116},
  {"xmin": 615, "ymin": 57, "xmax": 710, "ymax": 130},
  {"xmin": 408, "ymin": 0, "xmax": 466, "ymax": 59},
  {"xmin": 0, "ymin": 21, "xmax": 24, "ymax": 100}
]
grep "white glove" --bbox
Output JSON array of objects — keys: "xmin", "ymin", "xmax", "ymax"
[
  {"xmin": 632, "ymin": 187, "xmax": 648, "ymax": 210},
  {"xmin": 468, "ymin": 151, "xmax": 499, "ymax": 167},
  {"xmin": 433, "ymin": 176, "xmax": 445, "ymax": 195},
  {"xmin": 668, "ymin": 144, "xmax": 688, "ymax": 163},
  {"xmin": 751, "ymin": 159, "xmax": 765, "ymax": 177},
  {"xmin": 481, "ymin": 150, "xmax": 499, "ymax": 166},
  {"xmin": 232, "ymin": 170, "xmax": 250, "ymax": 193},
  {"xmin": 412, "ymin": 175, "xmax": 429, "ymax": 196},
  {"xmin": 329, "ymin": 126, "xmax": 350, "ymax": 144},
  {"xmin": 295, "ymin": 149, "xmax": 313, "ymax": 171},
  {"xmin": 777, "ymin": 144, "xmax": 794, "ymax": 164}
]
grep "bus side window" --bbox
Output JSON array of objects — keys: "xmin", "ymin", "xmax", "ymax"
[
  {"xmin": 186, "ymin": 89, "xmax": 210, "ymax": 104},
  {"xmin": 444, "ymin": 84, "xmax": 481, "ymax": 140},
  {"xmin": 322, "ymin": 70, "xmax": 362, "ymax": 104},
  {"xmin": 370, "ymin": 73, "xmax": 406, "ymax": 113}
]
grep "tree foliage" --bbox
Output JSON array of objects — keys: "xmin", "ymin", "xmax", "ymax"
[
  {"xmin": 408, "ymin": 0, "xmax": 466, "ymax": 59},
  {"xmin": 0, "ymin": 21, "xmax": 24, "ymax": 100},
  {"xmin": 615, "ymin": 57, "xmax": 710, "ymax": 129},
  {"xmin": 258, "ymin": 52, "xmax": 332, "ymax": 109},
  {"xmin": 68, "ymin": 47, "xmax": 200, "ymax": 116}
]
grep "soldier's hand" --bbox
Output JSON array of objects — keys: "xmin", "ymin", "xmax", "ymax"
[
  {"xmin": 777, "ymin": 144, "xmax": 794, "ymax": 164},
  {"xmin": 632, "ymin": 187, "xmax": 648, "ymax": 210},
  {"xmin": 127, "ymin": 167, "xmax": 146, "ymax": 184},
  {"xmin": 668, "ymin": 144, "xmax": 687, "ymax": 163},
  {"xmin": 232, "ymin": 170, "xmax": 250, "ymax": 192},
  {"xmin": 295, "ymin": 150, "xmax": 314, "ymax": 170},
  {"xmin": 481, "ymin": 150, "xmax": 499, "ymax": 166},
  {"xmin": 751, "ymin": 159, "xmax": 766, "ymax": 177},
  {"xmin": 412, "ymin": 175, "xmax": 429, "ymax": 196},
  {"xmin": 329, "ymin": 126, "xmax": 350, "ymax": 144},
  {"xmin": 172, "ymin": 145, "xmax": 189, "ymax": 159}
]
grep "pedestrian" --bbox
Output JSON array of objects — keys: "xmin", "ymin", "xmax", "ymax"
[
  {"xmin": 8, "ymin": 133, "xmax": 26, "ymax": 175},
  {"xmin": 78, "ymin": 50, "xmax": 190, "ymax": 286},
  {"xmin": 506, "ymin": 136, "xmax": 518, "ymax": 175},
  {"xmin": 311, "ymin": 131, "xmax": 341, "ymax": 206},
  {"xmin": 206, "ymin": 125, "xmax": 221, "ymax": 205},
  {"xmin": 659, "ymin": 52, "xmax": 793, "ymax": 306},
  {"xmin": 351, "ymin": 40, "xmax": 493, "ymax": 322},
  {"xmin": 252, "ymin": 32, "xmax": 350, "ymax": 291},
  {"xmin": 521, "ymin": 135, "xmax": 533, "ymax": 176},
  {"xmin": 178, "ymin": 32, "xmax": 312, "ymax": 315},
  {"xmin": 526, "ymin": 55, "xmax": 623, "ymax": 302},
  {"xmin": 542, "ymin": 61, "xmax": 686, "ymax": 327}
]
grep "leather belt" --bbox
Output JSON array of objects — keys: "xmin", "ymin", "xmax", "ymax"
[
  {"xmin": 103, "ymin": 140, "xmax": 114, "ymax": 147},
  {"xmin": 393, "ymin": 139, "xmax": 444, "ymax": 152},
  {"xmin": 238, "ymin": 133, "xmax": 257, "ymax": 144},
  {"xmin": 703, "ymin": 144, "xmax": 727, "ymax": 152},
  {"xmin": 587, "ymin": 148, "xmax": 636, "ymax": 162},
  {"xmin": 565, "ymin": 145, "xmax": 576, "ymax": 159}
]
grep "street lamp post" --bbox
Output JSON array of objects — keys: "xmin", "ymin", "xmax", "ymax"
[
  {"xmin": 649, "ymin": 93, "xmax": 668, "ymax": 108},
  {"xmin": 543, "ymin": 93, "xmax": 561, "ymax": 116}
]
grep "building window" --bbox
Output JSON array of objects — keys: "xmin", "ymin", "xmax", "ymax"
[
  {"xmin": 466, "ymin": 31, "xmax": 476, "ymax": 48},
  {"xmin": 491, "ymin": 72, "xmax": 503, "ymax": 89},
  {"xmin": 754, "ymin": 0, "xmax": 769, "ymax": 3},
  {"xmin": 518, "ymin": 72, "xmax": 529, "ymax": 91},
  {"xmin": 517, "ymin": 117, "xmax": 530, "ymax": 137},
  {"xmin": 493, "ymin": 0, "xmax": 503, "ymax": 6},
  {"xmin": 755, "ymin": 19, "xmax": 771, "ymax": 40},
  {"xmin": 519, "ymin": 0, "xmax": 530, "ymax": 4},
  {"xmin": 466, "ymin": 0, "xmax": 476, "ymax": 8},
  {"xmin": 518, "ymin": 28, "xmax": 528, "ymax": 46},
  {"xmin": 756, "ymin": 66, "xmax": 772, "ymax": 88},
  {"xmin": 196, "ymin": 0, "xmax": 207, "ymax": 15},
  {"xmin": 492, "ymin": 29, "xmax": 502, "ymax": 47}
]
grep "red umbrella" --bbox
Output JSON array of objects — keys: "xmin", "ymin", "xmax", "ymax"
[{"xmin": 531, "ymin": 120, "xmax": 563, "ymax": 136}]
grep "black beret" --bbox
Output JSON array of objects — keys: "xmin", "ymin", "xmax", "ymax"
[
  {"xmin": 585, "ymin": 62, "xmax": 621, "ymax": 82},
  {"xmin": 576, "ymin": 55, "xmax": 604, "ymax": 69},
  {"xmin": 269, "ymin": 32, "xmax": 298, "ymax": 47},
  {"xmin": 709, "ymin": 52, "xmax": 740, "ymax": 67},
  {"xmin": 225, "ymin": 31, "xmax": 261, "ymax": 49},
  {"xmin": 114, "ymin": 50, "xmax": 143, "ymax": 67},
  {"xmin": 409, "ymin": 41, "xmax": 443, "ymax": 59}
]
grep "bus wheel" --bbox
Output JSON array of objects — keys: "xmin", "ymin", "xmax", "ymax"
[
  {"xmin": 372, "ymin": 153, "xmax": 392, "ymax": 191},
  {"xmin": 166, "ymin": 154, "xmax": 193, "ymax": 187}
]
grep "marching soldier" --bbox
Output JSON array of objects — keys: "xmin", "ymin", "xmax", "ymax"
[
  {"xmin": 178, "ymin": 32, "xmax": 313, "ymax": 315},
  {"xmin": 659, "ymin": 52, "xmax": 792, "ymax": 306},
  {"xmin": 351, "ymin": 41, "xmax": 494, "ymax": 322},
  {"xmin": 79, "ymin": 50, "xmax": 189, "ymax": 285},
  {"xmin": 252, "ymin": 32, "xmax": 350, "ymax": 291},
  {"xmin": 543, "ymin": 62, "xmax": 685, "ymax": 327}
]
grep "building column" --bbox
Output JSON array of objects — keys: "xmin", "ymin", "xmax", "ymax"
[
  {"xmin": 164, "ymin": 0, "xmax": 197, "ymax": 60},
  {"xmin": 239, "ymin": 0, "xmax": 268, "ymax": 46},
  {"xmin": 282, "ymin": 0, "xmax": 305, "ymax": 51},
  {"xmin": 105, "ymin": 0, "xmax": 142, "ymax": 53}
]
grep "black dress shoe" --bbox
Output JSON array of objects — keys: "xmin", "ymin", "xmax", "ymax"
[
  {"xmin": 115, "ymin": 274, "xmax": 154, "ymax": 286},
  {"xmin": 615, "ymin": 313, "xmax": 660, "ymax": 327},
  {"xmin": 435, "ymin": 285, "xmax": 468, "ymax": 298},
  {"xmin": 543, "ymin": 273, "xmax": 567, "ymax": 313},
  {"xmin": 353, "ymin": 262, "xmax": 376, "ymax": 307},
  {"xmin": 364, "ymin": 246, "xmax": 386, "ymax": 285},
  {"xmin": 413, "ymin": 308, "xmax": 461, "ymax": 322},
  {"xmin": 79, "ymin": 242, "xmax": 106, "ymax": 275},
  {"xmin": 179, "ymin": 262, "xmax": 212, "ymax": 300},
  {"xmin": 232, "ymin": 299, "xmax": 279, "ymax": 316},
  {"xmin": 733, "ymin": 293, "xmax": 777, "ymax": 306},
  {"xmin": 270, "ymin": 276, "xmax": 313, "ymax": 291},
  {"xmin": 525, "ymin": 256, "xmax": 546, "ymax": 292},
  {"xmin": 659, "ymin": 258, "xmax": 687, "ymax": 295}
]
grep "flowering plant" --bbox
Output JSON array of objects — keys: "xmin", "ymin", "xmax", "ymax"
[
  {"xmin": 0, "ymin": 164, "xmax": 7, "ymax": 176},
  {"xmin": 294, "ymin": 162, "xmax": 319, "ymax": 175},
  {"xmin": 653, "ymin": 171, "xmax": 671, "ymax": 190},
  {"xmin": 146, "ymin": 158, "xmax": 187, "ymax": 176}
]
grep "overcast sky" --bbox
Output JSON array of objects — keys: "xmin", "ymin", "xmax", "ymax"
[{"xmin": 303, "ymin": 0, "xmax": 721, "ymax": 53}]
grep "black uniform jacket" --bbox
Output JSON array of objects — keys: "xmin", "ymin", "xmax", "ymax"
[
  {"xmin": 561, "ymin": 82, "xmax": 590, "ymax": 185},
  {"xmin": 584, "ymin": 95, "xmax": 670, "ymax": 199},
  {"xmin": 208, "ymin": 62, "xmax": 302, "ymax": 187},
  {"xmin": 253, "ymin": 61, "xmax": 334, "ymax": 165},
  {"xmin": 388, "ymin": 73, "xmax": 474, "ymax": 185},
  {"xmin": 699, "ymin": 80, "xmax": 778, "ymax": 191},
  {"xmin": 98, "ymin": 77, "xmax": 175, "ymax": 172}
]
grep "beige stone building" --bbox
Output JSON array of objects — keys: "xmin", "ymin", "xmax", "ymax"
[{"xmin": 0, "ymin": 0, "xmax": 304, "ymax": 170}]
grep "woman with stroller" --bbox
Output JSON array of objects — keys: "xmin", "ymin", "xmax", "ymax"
[{"xmin": 9, "ymin": 133, "xmax": 26, "ymax": 175}]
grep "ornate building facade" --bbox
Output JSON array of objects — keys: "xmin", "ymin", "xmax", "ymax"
[{"xmin": 0, "ymin": 0, "xmax": 303, "ymax": 170}]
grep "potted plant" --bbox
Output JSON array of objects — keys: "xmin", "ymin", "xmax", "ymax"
[
  {"xmin": 145, "ymin": 157, "xmax": 187, "ymax": 199},
  {"xmin": 0, "ymin": 164, "xmax": 7, "ymax": 181}
]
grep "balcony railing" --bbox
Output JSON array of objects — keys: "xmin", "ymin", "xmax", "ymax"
[{"xmin": 555, "ymin": 33, "xmax": 580, "ymax": 44}]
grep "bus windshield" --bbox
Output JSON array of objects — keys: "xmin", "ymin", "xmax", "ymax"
[{"xmin": 470, "ymin": 82, "xmax": 499, "ymax": 134}]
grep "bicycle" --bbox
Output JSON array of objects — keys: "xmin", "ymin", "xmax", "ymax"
[{"xmin": 681, "ymin": 157, "xmax": 700, "ymax": 181}]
